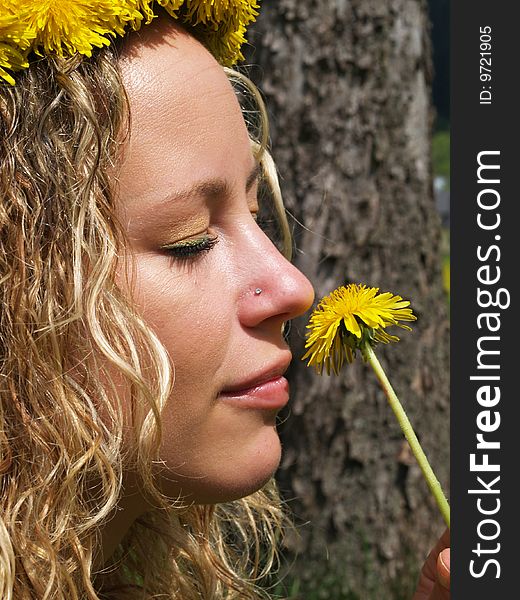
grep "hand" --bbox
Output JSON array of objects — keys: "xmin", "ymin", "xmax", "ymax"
[{"xmin": 413, "ymin": 528, "xmax": 450, "ymax": 600}]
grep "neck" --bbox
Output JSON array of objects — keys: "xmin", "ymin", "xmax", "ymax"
[{"xmin": 93, "ymin": 475, "xmax": 151, "ymax": 571}]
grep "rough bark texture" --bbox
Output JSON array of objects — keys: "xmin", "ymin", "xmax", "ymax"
[{"xmin": 243, "ymin": 1, "xmax": 450, "ymax": 598}]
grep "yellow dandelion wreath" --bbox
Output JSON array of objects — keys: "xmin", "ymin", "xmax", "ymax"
[{"xmin": 0, "ymin": 0, "xmax": 260, "ymax": 85}]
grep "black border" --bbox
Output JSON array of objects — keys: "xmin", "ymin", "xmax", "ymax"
[{"xmin": 451, "ymin": 2, "xmax": 517, "ymax": 595}]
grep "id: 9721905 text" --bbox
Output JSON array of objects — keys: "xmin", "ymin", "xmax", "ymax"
[{"xmin": 480, "ymin": 26, "xmax": 492, "ymax": 105}]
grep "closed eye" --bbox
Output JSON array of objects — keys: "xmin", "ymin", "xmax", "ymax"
[{"xmin": 161, "ymin": 235, "xmax": 219, "ymax": 262}]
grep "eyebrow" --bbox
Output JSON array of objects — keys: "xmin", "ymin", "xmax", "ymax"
[{"xmin": 160, "ymin": 160, "xmax": 261, "ymax": 207}]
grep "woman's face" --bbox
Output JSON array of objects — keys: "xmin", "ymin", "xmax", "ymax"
[{"xmin": 116, "ymin": 20, "xmax": 314, "ymax": 504}]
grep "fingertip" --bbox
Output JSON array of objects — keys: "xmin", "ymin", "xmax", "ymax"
[{"xmin": 437, "ymin": 548, "xmax": 450, "ymax": 590}]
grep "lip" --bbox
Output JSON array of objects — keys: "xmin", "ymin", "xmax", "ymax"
[{"xmin": 219, "ymin": 357, "xmax": 292, "ymax": 410}]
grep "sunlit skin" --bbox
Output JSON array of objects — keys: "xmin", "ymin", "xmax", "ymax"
[
  {"xmin": 100, "ymin": 17, "xmax": 450, "ymax": 597},
  {"xmin": 115, "ymin": 17, "xmax": 314, "ymax": 507}
]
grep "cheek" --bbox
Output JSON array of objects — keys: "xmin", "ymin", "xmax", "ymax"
[
  {"xmin": 114, "ymin": 256, "xmax": 227, "ymax": 423},
  {"xmin": 135, "ymin": 266, "xmax": 231, "ymax": 372},
  {"xmin": 130, "ymin": 259, "xmax": 233, "ymax": 422}
]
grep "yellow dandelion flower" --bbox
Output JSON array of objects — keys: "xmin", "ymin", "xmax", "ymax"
[
  {"xmin": 1, "ymin": 2, "xmax": 33, "ymax": 85},
  {"xmin": 176, "ymin": 0, "xmax": 259, "ymax": 26},
  {"xmin": 1, "ymin": 2, "xmax": 34, "ymax": 49},
  {"xmin": 16, "ymin": 0, "xmax": 144, "ymax": 58},
  {"xmin": 0, "ymin": 43, "xmax": 29, "ymax": 85},
  {"xmin": 157, "ymin": 0, "xmax": 185, "ymax": 17},
  {"xmin": 160, "ymin": 0, "xmax": 259, "ymax": 65},
  {"xmin": 302, "ymin": 283, "xmax": 417, "ymax": 375},
  {"xmin": 202, "ymin": 20, "xmax": 249, "ymax": 64},
  {"xmin": 127, "ymin": 0, "xmax": 157, "ymax": 27}
]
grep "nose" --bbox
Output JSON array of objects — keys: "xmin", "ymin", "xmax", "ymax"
[{"xmin": 237, "ymin": 229, "xmax": 315, "ymax": 329}]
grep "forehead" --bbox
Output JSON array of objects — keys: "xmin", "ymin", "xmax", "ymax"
[
  {"xmin": 117, "ymin": 17, "xmax": 252, "ymax": 208},
  {"xmin": 119, "ymin": 17, "xmax": 234, "ymax": 109}
]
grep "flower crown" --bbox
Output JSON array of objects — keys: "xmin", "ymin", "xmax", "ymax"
[{"xmin": 0, "ymin": 0, "xmax": 260, "ymax": 86}]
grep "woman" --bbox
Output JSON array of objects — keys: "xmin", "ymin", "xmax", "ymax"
[{"xmin": 0, "ymin": 2, "xmax": 449, "ymax": 598}]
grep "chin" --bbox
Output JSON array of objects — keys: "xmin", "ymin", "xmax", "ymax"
[
  {"xmin": 163, "ymin": 427, "xmax": 283, "ymax": 505},
  {"xmin": 205, "ymin": 429, "xmax": 282, "ymax": 504}
]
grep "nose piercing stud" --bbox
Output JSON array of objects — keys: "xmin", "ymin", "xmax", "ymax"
[{"xmin": 254, "ymin": 288, "xmax": 262, "ymax": 295}]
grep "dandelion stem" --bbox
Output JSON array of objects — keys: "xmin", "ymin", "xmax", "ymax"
[{"xmin": 363, "ymin": 341, "xmax": 450, "ymax": 528}]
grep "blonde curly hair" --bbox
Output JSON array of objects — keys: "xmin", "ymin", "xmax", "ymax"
[{"xmin": 0, "ymin": 31, "xmax": 292, "ymax": 600}]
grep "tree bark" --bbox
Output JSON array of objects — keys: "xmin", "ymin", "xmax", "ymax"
[{"xmin": 243, "ymin": 1, "xmax": 450, "ymax": 597}]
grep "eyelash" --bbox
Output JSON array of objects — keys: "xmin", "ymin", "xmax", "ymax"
[
  {"xmin": 162, "ymin": 210, "xmax": 261, "ymax": 263},
  {"xmin": 162, "ymin": 235, "xmax": 219, "ymax": 261}
]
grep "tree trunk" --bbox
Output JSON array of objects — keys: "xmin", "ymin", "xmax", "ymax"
[{"xmin": 244, "ymin": 1, "xmax": 450, "ymax": 597}]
